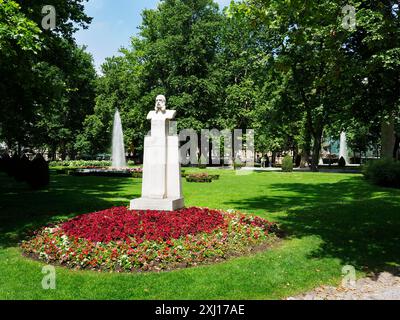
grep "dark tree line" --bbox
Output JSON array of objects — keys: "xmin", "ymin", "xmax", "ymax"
[
  {"xmin": 0, "ymin": 0, "xmax": 96, "ymax": 159},
  {"xmin": 1, "ymin": 0, "xmax": 399, "ymax": 169},
  {"xmin": 78, "ymin": 0, "xmax": 399, "ymax": 169}
]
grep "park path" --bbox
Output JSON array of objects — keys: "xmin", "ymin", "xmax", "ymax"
[{"xmin": 288, "ymin": 272, "xmax": 400, "ymax": 300}]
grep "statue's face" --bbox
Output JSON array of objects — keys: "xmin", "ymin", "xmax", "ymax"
[{"xmin": 155, "ymin": 95, "xmax": 166, "ymax": 112}]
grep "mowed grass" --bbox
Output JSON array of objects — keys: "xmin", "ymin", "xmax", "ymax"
[{"xmin": 0, "ymin": 169, "xmax": 399, "ymax": 300}]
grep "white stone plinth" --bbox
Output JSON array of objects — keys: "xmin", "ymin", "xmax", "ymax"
[{"xmin": 130, "ymin": 197, "xmax": 184, "ymax": 211}]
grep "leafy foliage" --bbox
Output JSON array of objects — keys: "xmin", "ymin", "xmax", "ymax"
[
  {"xmin": 363, "ymin": 159, "xmax": 400, "ymax": 188},
  {"xmin": 2, "ymin": 0, "xmax": 399, "ymax": 166},
  {"xmin": 281, "ymin": 155, "xmax": 294, "ymax": 172},
  {"xmin": 79, "ymin": 0, "xmax": 224, "ymax": 156},
  {"xmin": 0, "ymin": 0, "xmax": 96, "ymax": 159},
  {"xmin": 0, "ymin": 0, "xmax": 41, "ymax": 53}
]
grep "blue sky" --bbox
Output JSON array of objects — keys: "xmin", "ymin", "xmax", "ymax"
[{"xmin": 75, "ymin": 0, "xmax": 232, "ymax": 72}]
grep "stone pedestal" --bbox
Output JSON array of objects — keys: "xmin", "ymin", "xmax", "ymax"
[
  {"xmin": 130, "ymin": 197, "xmax": 184, "ymax": 211},
  {"xmin": 130, "ymin": 96, "xmax": 184, "ymax": 211}
]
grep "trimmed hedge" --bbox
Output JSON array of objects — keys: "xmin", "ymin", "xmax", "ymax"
[
  {"xmin": 0, "ymin": 153, "xmax": 11, "ymax": 174},
  {"xmin": 1, "ymin": 153, "xmax": 49, "ymax": 190},
  {"xmin": 49, "ymin": 160, "xmax": 135, "ymax": 168},
  {"xmin": 185, "ymin": 173, "xmax": 220, "ymax": 183},
  {"xmin": 363, "ymin": 159, "xmax": 400, "ymax": 189},
  {"xmin": 186, "ymin": 176, "xmax": 213, "ymax": 183},
  {"xmin": 26, "ymin": 155, "xmax": 50, "ymax": 190},
  {"xmin": 338, "ymin": 156, "xmax": 346, "ymax": 167},
  {"xmin": 282, "ymin": 155, "xmax": 294, "ymax": 172},
  {"xmin": 132, "ymin": 171, "xmax": 143, "ymax": 178},
  {"xmin": 14, "ymin": 154, "xmax": 30, "ymax": 182},
  {"xmin": 233, "ymin": 161, "xmax": 244, "ymax": 170}
]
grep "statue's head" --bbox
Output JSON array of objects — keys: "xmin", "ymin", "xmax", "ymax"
[{"xmin": 155, "ymin": 95, "xmax": 166, "ymax": 112}]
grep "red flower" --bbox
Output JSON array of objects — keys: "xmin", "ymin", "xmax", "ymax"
[{"xmin": 61, "ymin": 207, "xmax": 225, "ymax": 244}]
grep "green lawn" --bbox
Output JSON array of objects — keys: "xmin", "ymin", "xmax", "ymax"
[{"xmin": 1, "ymin": 169, "xmax": 399, "ymax": 300}]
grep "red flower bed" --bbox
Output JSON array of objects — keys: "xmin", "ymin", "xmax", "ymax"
[
  {"xmin": 62, "ymin": 207, "xmax": 225, "ymax": 243},
  {"xmin": 21, "ymin": 207, "xmax": 279, "ymax": 272}
]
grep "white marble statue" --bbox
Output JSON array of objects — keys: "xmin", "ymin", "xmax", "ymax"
[{"xmin": 130, "ymin": 95, "xmax": 184, "ymax": 211}]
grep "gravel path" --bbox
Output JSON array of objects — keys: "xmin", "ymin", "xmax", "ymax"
[{"xmin": 288, "ymin": 272, "xmax": 400, "ymax": 300}]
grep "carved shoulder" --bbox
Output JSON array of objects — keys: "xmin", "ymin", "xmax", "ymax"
[
  {"xmin": 166, "ymin": 110, "xmax": 177, "ymax": 119},
  {"xmin": 147, "ymin": 111, "xmax": 156, "ymax": 120},
  {"xmin": 147, "ymin": 110, "xmax": 176, "ymax": 120}
]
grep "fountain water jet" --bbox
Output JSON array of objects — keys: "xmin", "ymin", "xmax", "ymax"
[
  {"xmin": 339, "ymin": 131, "xmax": 350, "ymax": 164},
  {"xmin": 112, "ymin": 109, "xmax": 127, "ymax": 168},
  {"xmin": 72, "ymin": 110, "xmax": 139, "ymax": 177}
]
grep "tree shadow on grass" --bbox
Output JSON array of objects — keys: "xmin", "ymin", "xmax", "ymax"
[
  {"xmin": 0, "ymin": 173, "xmax": 141, "ymax": 248},
  {"xmin": 225, "ymin": 176, "xmax": 400, "ymax": 274}
]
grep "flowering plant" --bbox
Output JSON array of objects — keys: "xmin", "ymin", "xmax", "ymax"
[
  {"xmin": 62, "ymin": 207, "xmax": 225, "ymax": 243},
  {"xmin": 186, "ymin": 173, "xmax": 220, "ymax": 183},
  {"xmin": 21, "ymin": 207, "xmax": 278, "ymax": 272}
]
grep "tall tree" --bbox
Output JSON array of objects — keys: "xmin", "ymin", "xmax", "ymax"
[
  {"xmin": 81, "ymin": 0, "xmax": 224, "ymax": 158},
  {"xmin": 344, "ymin": 1, "xmax": 400, "ymax": 159},
  {"xmin": 0, "ymin": 0, "xmax": 42, "ymax": 151},
  {"xmin": 235, "ymin": 0, "xmax": 356, "ymax": 170},
  {"xmin": 138, "ymin": 0, "xmax": 223, "ymax": 130},
  {"xmin": 0, "ymin": 0, "xmax": 96, "ymax": 158}
]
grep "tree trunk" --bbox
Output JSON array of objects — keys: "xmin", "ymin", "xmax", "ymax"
[
  {"xmin": 60, "ymin": 143, "xmax": 67, "ymax": 161},
  {"xmin": 300, "ymin": 124, "xmax": 312, "ymax": 168},
  {"xmin": 292, "ymin": 146, "xmax": 298, "ymax": 163},
  {"xmin": 310, "ymin": 138, "xmax": 321, "ymax": 172},
  {"xmin": 51, "ymin": 146, "xmax": 57, "ymax": 161},
  {"xmin": 381, "ymin": 114, "xmax": 396, "ymax": 159},
  {"xmin": 310, "ymin": 128, "xmax": 323, "ymax": 172},
  {"xmin": 69, "ymin": 152, "xmax": 77, "ymax": 160},
  {"xmin": 300, "ymin": 149, "xmax": 310, "ymax": 168}
]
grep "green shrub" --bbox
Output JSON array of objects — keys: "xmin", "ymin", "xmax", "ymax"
[
  {"xmin": 233, "ymin": 160, "xmax": 244, "ymax": 170},
  {"xmin": 132, "ymin": 171, "xmax": 143, "ymax": 178},
  {"xmin": 56, "ymin": 169, "xmax": 68, "ymax": 175},
  {"xmin": 338, "ymin": 156, "xmax": 346, "ymax": 167},
  {"xmin": 363, "ymin": 159, "xmax": 400, "ymax": 188},
  {"xmin": 186, "ymin": 173, "xmax": 213, "ymax": 183},
  {"xmin": 14, "ymin": 154, "xmax": 30, "ymax": 182},
  {"xmin": 26, "ymin": 155, "xmax": 50, "ymax": 190},
  {"xmin": 281, "ymin": 155, "xmax": 293, "ymax": 172},
  {"xmin": 198, "ymin": 155, "xmax": 208, "ymax": 169},
  {"xmin": 0, "ymin": 153, "xmax": 11, "ymax": 173},
  {"xmin": 49, "ymin": 160, "xmax": 113, "ymax": 168}
]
